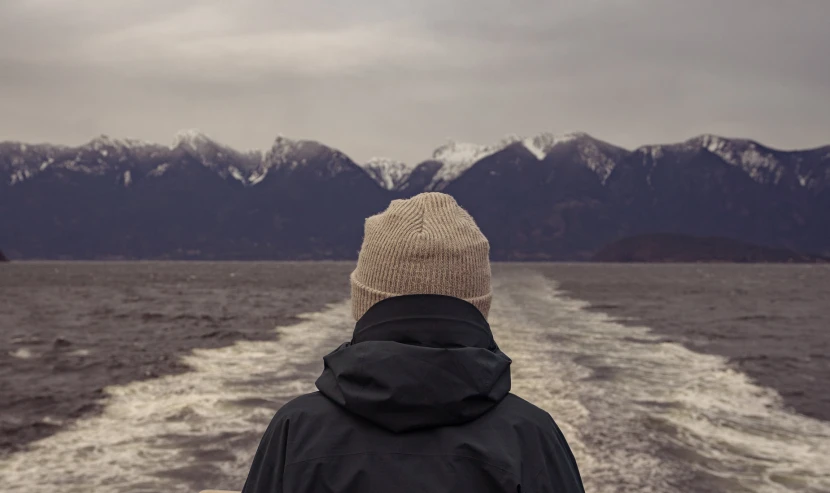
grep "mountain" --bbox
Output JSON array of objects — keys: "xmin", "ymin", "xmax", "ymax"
[
  {"xmin": 594, "ymin": 233, "xmax": 829, "ymax": 263},
  {"xmin": 0, "ymin": 132, "xmax": 389, "ymax": 259},
  {"xmin": 0, "ymin": 248, "xmax": 7, "ymax": 262},
  {"xmin": 233, "ymin": 136, "xmax": 389, "ymax": 259},
  {"xmin": 443, "ymin": 135, "xmax": 626, "ymax": 260},
  {"xmin": 604, "ymin": 138, "xmax": 830, "ymax": 255},
  {"xmin": 1, "ymin": 131, "xmax": 828, "ymax": 260}
]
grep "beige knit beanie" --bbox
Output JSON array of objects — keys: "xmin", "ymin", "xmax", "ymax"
[{"xmin": 350, "ymin": 192, "xmax": 492, "ymax": 321}]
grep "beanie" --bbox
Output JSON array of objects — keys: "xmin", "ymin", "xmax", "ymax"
[{"xmin": 350, "ymin": 192, "xmax": 492, "ymax": 321}]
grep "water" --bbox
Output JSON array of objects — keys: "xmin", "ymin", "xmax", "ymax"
[
  {"xmin": 1, "ymin": 262, "xmax": 828, "ymax": 492},
  {"xmin": 539, "ymin": 263, "xmax": 830, "ymax": 422},
  {"xmin": 0, "ymin": 262, "xmax": 352, "ymax": 451}
]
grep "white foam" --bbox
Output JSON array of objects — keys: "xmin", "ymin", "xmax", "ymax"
[
  {"xmin": 0, "ymin": 301, "xmax": 354, "ymax": 493},
  {"xmin": 9, "ymin": 348, "xmax": 34, "ymax": 359},
  {"xmin": 491, "ymin": 269, "xmax": 830, "ymax": 493}
]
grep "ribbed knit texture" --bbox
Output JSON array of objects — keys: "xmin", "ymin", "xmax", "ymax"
[{"xmin": 351, "ymin": 192, "xmax": 492, "ymax": 321}]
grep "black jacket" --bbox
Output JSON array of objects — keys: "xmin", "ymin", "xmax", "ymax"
[{"xmin": 242, "ymin": 295, "xmax": 584, "ymax": 493}]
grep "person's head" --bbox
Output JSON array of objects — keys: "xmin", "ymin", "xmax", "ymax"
[{"xmin": 350, "ymin": 192, "xmax": 492, "ymax": 321}]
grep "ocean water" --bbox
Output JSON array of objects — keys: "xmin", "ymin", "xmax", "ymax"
[{"xmin": 0, "ymin": 262, "xmax": 828, "ymax": 492}]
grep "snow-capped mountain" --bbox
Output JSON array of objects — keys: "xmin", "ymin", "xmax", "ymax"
[
  {"xmin": 0, "ymin": 135, "xmax": 170, "ymax": 188},
  {"xmin": 415, "ymin": 132, "xmax": 624, "ymax": 190},
  {"xmin": 259, "ymin": 135, "xmax": 360, "ymax": 180},
  {"xmin": 1, "ymin": 131, "xmax": 827, "ymax": 261},
  {"xmin": 0, "ymin": 131, "xmax": 361, "ymax": 188},
  {"xmin": 688, "ymin": 134, "xmax": 830, "ymax": 190},
  {"xmin": 4, "ymin": 131, "xmax": 826, "ymax": 193}
]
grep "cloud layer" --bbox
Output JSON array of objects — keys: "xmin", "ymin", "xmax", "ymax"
[{"xmin": 1, "ymin": 0, "xmax": 828, "ymax": 162}]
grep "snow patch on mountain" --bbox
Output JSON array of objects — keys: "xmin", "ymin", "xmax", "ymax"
[
  {"xmin": 696, "ymin": 135, "xmax": 784, "ymax": 184},
  {"xmin": 522, "ymin": 139, "xmax": 547, "ymax": 160},
  {"xmin": 249, "ymin": 168, "xmax": 268, "ymax": 185},
  {"xmin": 432, "ymin": 141, "xmax": 494, "ymax": 168},
  {"xmin": 361, "ymin": 157, "xmax": 415, "ymax": 190},
  {"xmin": 576, "ymin": 141, "xmax": 622, "ymax": 183},
  {"xmin": 648, "ymin": 146, "xmax": 664, "ymax": 160},
  {"xmin": 88, "ymin": 135, "xmax": 154, "ymax": 152},
  {"xmin": 264, "ymin": 135, "xmax": 311, "ymax": 171},
  {"xmin": 261, "ymin": 135, "xmax": 356, "ymax": 179},
  {"xmin": 148, "ymin": 163, "xmax": 171, "ymax": 177},
  {"xmin": 529, "ymin": 132, "xmax": 624, "ymax": 183},
  {"xmin": 172, "ymin": 129, "xmax": 263, "ymax": 183},
  {"xmin": 172, "ymin": 129, "xmax": 211, "ymax": 150},
  {"xmin": 428, "ymin": 136, "xmax": 524, "ymax": 189},
  {"xmin": 10, "ymin": 169, "xmax": 31, "ymax": 185},
  {"xmin": 522, "ymin": 132, "xmax": 586, "ymax": 160},
  {"xmin": 426, "ymin": 132, "xmax": 605, "ymax": 189},
  {"xmin": 228, "ymin": 166, "xmax": 246, "ymax": 184}
]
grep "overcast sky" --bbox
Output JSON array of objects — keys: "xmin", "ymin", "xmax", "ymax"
[{"xmin": 1, "ymin": 0, "xmax": 828, "ymax": 163}]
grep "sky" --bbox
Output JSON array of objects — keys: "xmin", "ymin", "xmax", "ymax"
[{"xmin": 0, "ymin": 0, "xmax": 828, "ymax": 163}]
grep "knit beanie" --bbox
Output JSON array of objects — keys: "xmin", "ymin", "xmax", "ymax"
[{"xmin": 350, "ymin": 192, "xmax": 492, "ymax": 321}]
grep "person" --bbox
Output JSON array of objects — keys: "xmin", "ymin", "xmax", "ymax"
[{"xmin": 241, "ymin": 192, "xmax": 584, "ymax": 493}]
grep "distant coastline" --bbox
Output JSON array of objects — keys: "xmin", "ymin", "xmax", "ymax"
[
  {"xmin": 593, "ymin": 234, "xmax": 829, "ymax": 263},
  {"xmin": 4, "ymin": 235, "xmax": 830, "ymax": 264}
]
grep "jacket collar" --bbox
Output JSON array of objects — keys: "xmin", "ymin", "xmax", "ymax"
[{"xmin": 352, "ymin": 294, "xmax": 497, "ymax": 350}]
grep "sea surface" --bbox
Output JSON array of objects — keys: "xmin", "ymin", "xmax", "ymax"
[{"xmin": 1, "ymin": 262, "xmax": 828, "ymax": 493}]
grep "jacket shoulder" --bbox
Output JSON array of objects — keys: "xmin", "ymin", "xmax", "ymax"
[
  {"xmin": 497, "ymin": 393, "xmax": 560, "ymax": 428},
  {"xmin": 275, "ymin": 391, "xmax": 340, "ymax": 420},
  {"xmin": 496, "ymin": 394, "xmax": 584, "ymax": 491},
  {"xmin": 491, "ymin": 394, "xmax": 576, "ymax": 449}
]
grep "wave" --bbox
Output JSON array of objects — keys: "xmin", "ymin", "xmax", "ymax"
[
  {"xmin": 0, "ymin": 301, "xmax": 355, "ymax": 493},
  {"xmin": 491, "ymin": 268, "xmax": 830, "ymax": 493}
]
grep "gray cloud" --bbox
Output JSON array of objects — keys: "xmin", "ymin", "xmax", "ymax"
[{"xmin": 0, "ymin": 0, "xmax": 828, "ymax": 163}]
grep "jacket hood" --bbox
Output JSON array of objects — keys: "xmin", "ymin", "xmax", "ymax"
[{"xmin": 315, "ymin": 295, "xmax": 512, "ymax": 433}]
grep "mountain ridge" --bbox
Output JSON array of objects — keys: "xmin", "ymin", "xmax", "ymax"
[
  {"xmin": 1, "ymin": 130, "xmax": 828, "ymax": 261},
  {"xmin": 3, "ymin": 131, "xmax": 828, "ymax": 192}
]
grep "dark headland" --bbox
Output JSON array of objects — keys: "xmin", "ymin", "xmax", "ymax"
[
  {"xmin": 593, "ymin": 234, "xmax": 829, "ymax": 263},
  {"xmin": 0, "ymin": 249, "xmax": 8, "ymax": 262}
]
